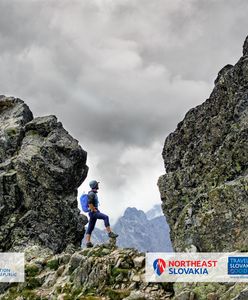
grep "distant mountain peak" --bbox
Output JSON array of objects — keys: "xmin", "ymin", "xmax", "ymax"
[{"xmin": 123, "ymin": 207, "xmax": 147, "ymax": 220}]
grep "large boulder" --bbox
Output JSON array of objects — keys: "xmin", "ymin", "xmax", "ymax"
[
  {"xmin": 158, "ymin": 36, "xmax": 248, "ymax": 252},
  {"xmin": 0, "ymin": 96, "xmax": 88, "ymax": 253}
]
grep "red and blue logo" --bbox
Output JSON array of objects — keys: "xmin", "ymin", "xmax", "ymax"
[
  {"xmin": 153, "ymin": 258, "xmax": 166, "ymax": 276},
  {"xmin": 153, "ymin": 258, "xmax": 218, "ymax": 276}
]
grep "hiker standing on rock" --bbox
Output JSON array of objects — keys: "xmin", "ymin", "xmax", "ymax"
[{"xmin": 84, "ymin": 180, "xmax": 118, "ymax": 248}]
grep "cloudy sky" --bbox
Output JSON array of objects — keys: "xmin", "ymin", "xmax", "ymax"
[{"xmin": 1, "ymin": 0, "xmax": 248, "ymax": 226}]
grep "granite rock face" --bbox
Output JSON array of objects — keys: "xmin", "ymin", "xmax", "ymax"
[
  {"xmin": 158, "ymin": 36, "xmax": 248, "ymax": 252},
  {"xmin": 0, "ymin": 96, "xmax": 88, "ymax": 253}
]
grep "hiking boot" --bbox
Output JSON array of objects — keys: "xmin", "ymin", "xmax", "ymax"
[
  {"xmin": 108, "ymin": 231, "xmax": 119, "ymax": 238},
  {"xmin": 86, "ymin": 241, "xmax": 94, "ymax": 248}
]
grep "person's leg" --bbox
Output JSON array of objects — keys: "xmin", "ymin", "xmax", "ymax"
[
  {"xmin": 85, "ymin": 213, "xmax": 97, "ymax": 243},
  {"xmin": 94, "ymin": 211, "xmax": 118, "ymax": 237},
  {"xmin": 85, "ymin": 234, "xmax": 91, "ymax": 242},
  {"xmin": 94, "ymin": 211, "xmax": 110, "ymax": 229},
  {"xmin": 105, "ymin": 226, "xmax": 111, "ymax": 233}
]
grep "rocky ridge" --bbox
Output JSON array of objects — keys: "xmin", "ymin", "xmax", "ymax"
[
  {"xmin": 0, "ymin": 241, "xmax": 174, "ymax": 300},
  {"xmin": 1, "ymin": 242, "xmax": 248, "ymax": 300}
]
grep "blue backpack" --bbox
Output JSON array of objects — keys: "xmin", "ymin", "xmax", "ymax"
[{"xmin": 80, "ymin": 193, "xmax": 90, "ymax": 213}]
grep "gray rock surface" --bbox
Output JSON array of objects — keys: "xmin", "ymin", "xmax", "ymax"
[
  {"xmin": 0, "ymin": 96, "xmax": 88, "ymax": 253},
  {"xmin": 158, "ymin": 36, "xmax": 248, "ymax": 252}
]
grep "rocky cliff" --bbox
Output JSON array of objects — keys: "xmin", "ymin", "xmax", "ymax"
[
  {"xmin": 158, "ymin": 36, "xmax": 248, "ymax": 253},
  {"xmin": 0, "ymin": 96, "xmax": 88, "ymax": 254}
]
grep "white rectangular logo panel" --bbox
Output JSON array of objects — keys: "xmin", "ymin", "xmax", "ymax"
[
  {"xmin": 146, "ymin": 252, "xmax": 248, "ymax": 282},
  {"xmin": 0, "ymin": 253, "xmax": 25, "ymax": 282}
]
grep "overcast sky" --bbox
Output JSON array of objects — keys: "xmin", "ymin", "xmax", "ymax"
[{"xmin": 1, "ymin": 0, "xmax": 248, "ymax": 226}]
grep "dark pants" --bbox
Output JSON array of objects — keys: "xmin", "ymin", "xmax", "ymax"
[{"xmin": 86, "ymin": 210, "xmax": 110, "ymax": 235}]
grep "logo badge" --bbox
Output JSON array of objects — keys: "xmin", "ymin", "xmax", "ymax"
[
  {"xmin": 153, "ymin": 258, "xmax": 166, "ymax": 276},
  {"xmin": 228, "ymin": 257, "xmax": 248, "ymax": 275}
]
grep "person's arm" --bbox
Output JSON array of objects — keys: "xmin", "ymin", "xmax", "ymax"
[
  {"xmin": 88, "ymin": 203, "xmax": 97, "ymax": 212},
  {"xmin": 88, "ymin": 193, "xmax": 98, "ymax": 212}
]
